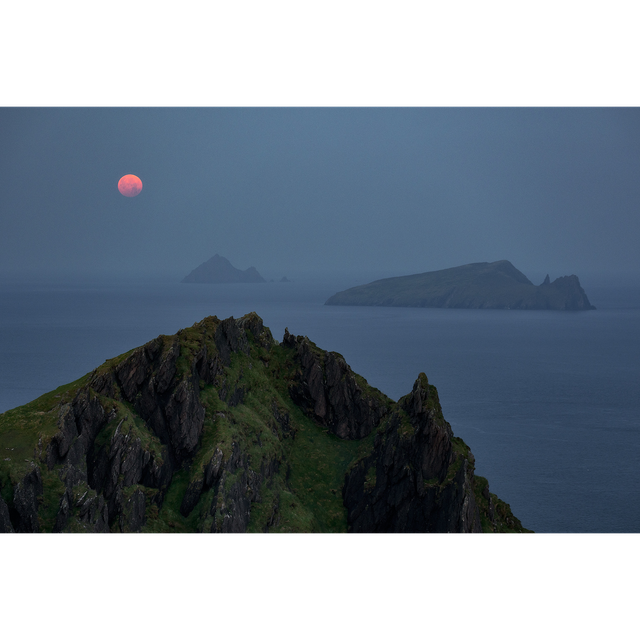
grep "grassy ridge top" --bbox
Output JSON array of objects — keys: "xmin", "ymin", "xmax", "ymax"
[{"xmin": 0, "ymin": 312, "xmax": 530, "ymax": 533}]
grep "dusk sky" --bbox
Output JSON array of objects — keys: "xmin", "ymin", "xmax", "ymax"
[{"xmin": 2, "ymin": 107, "xmax": 640, "ymax": 286}]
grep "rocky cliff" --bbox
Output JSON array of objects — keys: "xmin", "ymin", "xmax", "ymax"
[
  {"xmin": 0, "ymin": 313, "xmax": 528, "ymax": 533},
  {"xmin": 326, "ymin": 260, "xmax": 596, "ymax": 310},
  {"xmin": 182, "ymin": 254, "xmax": 266, "ymax": 283}
]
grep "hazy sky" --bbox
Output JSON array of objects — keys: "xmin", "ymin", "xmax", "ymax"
[{"xmin": 2, "ymin": 108, "xmax": 639, "ymax": 285}]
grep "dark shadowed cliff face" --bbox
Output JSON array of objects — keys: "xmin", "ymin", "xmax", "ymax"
[
  {"xmin": 282, "ymin": 328, "xmax": 389, "ymax": 440},
  {"xmin": 0, "ymin": 313, "xmax": 529, "ymax": 533},
  {"xmin": 344, "ymin": 375, "xmax": 480, "ymax": 532}
]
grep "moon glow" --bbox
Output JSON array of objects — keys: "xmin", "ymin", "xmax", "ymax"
[{"xmin": 118, "ymin": 174, "xmax": 143, "ymax": 197}]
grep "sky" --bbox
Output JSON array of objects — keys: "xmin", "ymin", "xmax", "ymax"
[{"xmin": 1, "ymin": 107, "xmax": 640, "ymax": 286}]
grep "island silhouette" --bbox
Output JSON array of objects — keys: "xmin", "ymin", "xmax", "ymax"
[
  {"xmin": 326, "ymin": 260, "xmax": 596, "ymax": 310},
  {"xmin": 182, "ymin": 254, "xmax": 266, "ymax": 284}
]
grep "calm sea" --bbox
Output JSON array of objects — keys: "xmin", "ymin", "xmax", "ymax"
[{"xmin": 1, "ymin": 278, "xmax": 639, "ymax": 533}]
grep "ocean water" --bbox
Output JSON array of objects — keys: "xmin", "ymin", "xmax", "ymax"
[{"xmin": 1, "ymin": 278, "xmax": 638, "ymax": 533}]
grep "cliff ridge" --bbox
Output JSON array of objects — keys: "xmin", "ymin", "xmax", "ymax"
[{"xmin": 0, "ymin": 313, "xmax": 528, "ymax": 533}]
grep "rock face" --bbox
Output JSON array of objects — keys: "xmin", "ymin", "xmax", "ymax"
[
  {"xmin": 0, "ymin": 313, "xmax": 529, "ymax": 533},
  {"xmin": 283, "ymin": 329, "xmax": 389, "ymax": 440},
  {"xmin": 326, "ymin": 260, "xmax": 596, "ymax": 310},
  {"xmin": 182, "ymin": 254, "xmax": 266, "ymax": 284},
  {"xmin": 344, "ymin": 375, "xmax": 480, "ymax": 532}
]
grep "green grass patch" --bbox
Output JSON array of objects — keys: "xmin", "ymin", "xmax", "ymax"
[
  {"xmin": 0, "ymin": 374, "xmax": 90, "ymax": 491},
  {"xmin": 142, "ymin": 468, "xmax": 202, "ymax": 533},
  {"xmin": 285, "ymin": 403, "xmax": 378, "ymax": 532},
  {"xmin": 473, "ymin": 475, "xmax": 494, "ymax": 533},
  {"xmin": 94, "ymin": 349, "xmax": 135, "ymax": 376},
  {"xmin": 267, "ymin": 485, "xmax": 317, "ymax": 533},
  {"xmin": 175, "ymin": 327, "xmax": 204, "ymax": 379}
]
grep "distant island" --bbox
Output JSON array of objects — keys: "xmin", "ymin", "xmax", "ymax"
[
  {"xmin": 182, "ymin": 254, "xmax": 266, "ymax": 283},
  {"xmin": 325, "ymin": 260, "xmax": 596, "ymax": 310}
]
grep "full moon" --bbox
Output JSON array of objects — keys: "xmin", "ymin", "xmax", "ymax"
[{"xmin": 118, "ymin": 174, "xmax": 143, "ymax": 197}]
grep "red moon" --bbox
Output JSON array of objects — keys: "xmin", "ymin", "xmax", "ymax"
[{"xmin": 118, "ymin": 174, "xmax": 143, "ymax": 197}]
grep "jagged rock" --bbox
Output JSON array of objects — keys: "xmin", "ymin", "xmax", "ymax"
[
  {"xmin": 209, "ymin": 443, "xmax": 252, "ymax": 533},
  {"xmin": 13, "ymin": 467, "xmax": 43, "ymax": 532},
  {"xmin": 47, "ymin": 391, "xmax": 107, "ymax": 472},
  {"xmin": 343, "ymin": 374, "xmax": 482, "ymax": 533},
  {"xmin": 204, "ymin": 449, "xmax": 224, "ymax": 488},
  {"xmin": 215, "ymin": 317, "xmax": 250, "ymax": 365},
  {"xmin": 283, "ymin": 329, "xmax": 389, "ymax": 439}
]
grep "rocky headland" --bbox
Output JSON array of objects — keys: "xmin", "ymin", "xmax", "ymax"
[
  {"xmin": 0, "ymin": 313, "xmax": 528, "ymax": 533},
  {"xmin": 326, "ymin": 260, "xmax": 596, "ymax": 310},
  {"xmin": 182, "ymin": 254, "xmax": 266, "ymax": 283}
]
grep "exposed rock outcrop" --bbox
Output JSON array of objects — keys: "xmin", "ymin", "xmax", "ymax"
[
  {"xmin": 12, "ymin": 466, "xmax": 43, "ymax": 532},
  {"xmin": 283, "ymin": 329, "xmax": 389, "ymax": 440},
  {"xmin": 343, "ymin": 374, "xmax": 481, "ymax": 532}
]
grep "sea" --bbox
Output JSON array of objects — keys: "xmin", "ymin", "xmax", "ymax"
[{"xmin": 1, "ymin": 276, "xmax": 639, "ymax": 533}]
